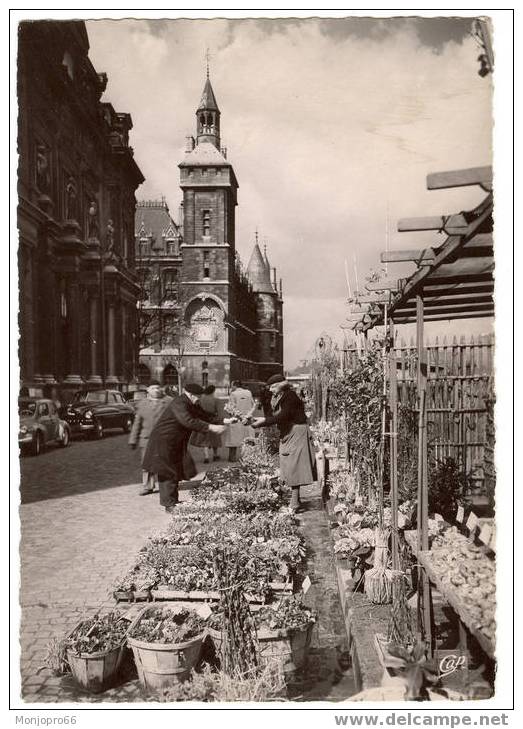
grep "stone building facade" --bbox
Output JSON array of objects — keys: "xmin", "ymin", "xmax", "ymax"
[
  {"xmin": 17, "ymin": 21, "xmax": 144, "ymax": 399},
  {"xmin": 135, "ymin": 76, "xmax": 283, "ymax": 392}
]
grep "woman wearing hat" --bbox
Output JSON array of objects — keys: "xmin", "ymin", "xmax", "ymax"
[
  {"xmin": 128, "ymin": 381, "xmax": 172, "ymax": 495},
  {"xmin": 251, "ymin": 374, "xmax": 317, "ymax": 512},
  {"xmin": 142, "ymin": 383, "xmax": 235, "ymax": 512},
  {"xmin": 189, "ymin": 384, "xmax": 222, "ymax": 463}
]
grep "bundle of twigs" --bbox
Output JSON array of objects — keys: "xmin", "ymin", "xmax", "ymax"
[
  {"xmin": 387, "ymin": 570, "xmax": 415, "ymax": 647},
  {"xmin": 364, "ymin": 527, "xmax": 393, "ymax": 604},
  {"xmin": 213, "ymin": 544, "xmax": 258, "ymax": 677}
]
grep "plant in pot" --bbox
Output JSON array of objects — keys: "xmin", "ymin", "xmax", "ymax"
[
  {"xmin": 207, "ymin": 594, "xmax": 316, "ymax": 674},
  {"xmin": 127, "ymin": 605, "xmax": 207, "ymax": 693},
  {"xmin": 64, "ymin": 611, "xmax": 128, "ymax": 693}
]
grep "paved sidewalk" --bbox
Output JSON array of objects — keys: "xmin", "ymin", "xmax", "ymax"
[
  {"xmin": 19, "ymin": 438, "xmax": 218, "ymax": 703},
  {"xmin": 18, "ymin": 441, "xmax": 353, "ymax": 703}
]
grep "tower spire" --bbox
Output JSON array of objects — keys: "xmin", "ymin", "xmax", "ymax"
[
  {"xmin": 196, "ymin": 66, "xmax": 221, "ymax": 149},
  {"xmin": 205, "ymin": 47, "xmax": 211, "ymax": 79}
]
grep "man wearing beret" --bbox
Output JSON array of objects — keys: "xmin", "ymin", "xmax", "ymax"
[
  {"xmin": 142, "ymin": 383, "xmax": 235, "ymax": 512},
  {"xmin": 251, "ymin": 374, "xmax": 317, "ymax": 512}
]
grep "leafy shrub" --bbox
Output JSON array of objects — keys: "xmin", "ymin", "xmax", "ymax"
[{"xmin": 428, "ymin": 457, "xmax": 468, "ymax": 522}]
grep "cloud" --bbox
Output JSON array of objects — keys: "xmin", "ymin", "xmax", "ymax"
[{"xmin": 86, "ymin": 17, "xmax": 493, "ymax": 368}]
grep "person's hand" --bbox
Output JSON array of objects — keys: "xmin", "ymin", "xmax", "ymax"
[
  {"xmin": 129, "ymin": 443, "xmax": 137, "ymax": 450},
  {"xmin": 223, "ymin": 417, "xmax": 239, "ymax": 425},
  {"xmin": 251, "ymin": 417, "xmax": 266, "ymax": 428},
  {"xmin": 209, "ymin": 424, "xmax": 226, "ymax": 434}
]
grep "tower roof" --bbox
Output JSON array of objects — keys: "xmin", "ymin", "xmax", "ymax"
[
  {"xmin": 246, "ymin": 242, "xmax": 274, "ymax": 293},
  {"xmin": 197, "ymin": 77, "xmax": 219, "ymax": 112},
  {"xmin": 179, "ymin": 139, "xmax": 229, "ymax": 167}
]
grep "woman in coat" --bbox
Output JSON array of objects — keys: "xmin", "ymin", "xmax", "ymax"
[
  {"xmin": 252, "ymin": 374, "xmax": 317, "ymax": 512},
  {"xmin": 189, "ymin": 384, "xmax": 222, "ymax": 462},
  {"xmin": 223, "ymin": 381, "xmax": 255, "ymax": 461},
  {"xmin": 128, "ymin": 381, "xmax": 172, "ymax": 495},
  {"xmin": 142, "ymin": 383, "xmax": 232, "ymax": 512}
]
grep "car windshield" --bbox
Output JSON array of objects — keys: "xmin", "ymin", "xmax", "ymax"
[
  {"xmin": 77, "ymin": 391, "xmax": 106, "ymax": 403},
  {"xmin": 134, "ymin": 392, "xmax": 147, "ymax": 400},
  {"xmin": 19, "ymin": 401, "xmax": 37, "ymax": 417}
]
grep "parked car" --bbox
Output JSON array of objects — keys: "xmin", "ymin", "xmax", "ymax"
[
  {"xmin": 19, "ymin": 397, "xmax": 71, "ymax": 456},
  {"xmin": 61, "ymin": 390, "xmax": 134, "ymax": 439},
  {"xmin": 124, "ymin": 389, "xmax": 148, "ymax": 413}
]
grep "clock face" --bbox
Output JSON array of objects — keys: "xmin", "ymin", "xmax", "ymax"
[{"xmin": 190, "ymin": 303, "xmax": 222, "ymax": 348}]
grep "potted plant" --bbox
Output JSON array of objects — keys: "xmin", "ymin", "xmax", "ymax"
[
  {"xmin": 127, "ymin": 605, "xmax": 206, "ymax": 692},
  {"xmin": 207, "ymin": 595, "xmax": 316, "ymax": 674},
  {"xmin": 64, "ymin": 611, "xmax": 128, "ymax": 693}
]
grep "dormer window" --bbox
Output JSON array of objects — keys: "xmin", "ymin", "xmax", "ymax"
[{"xmin": 139, "ymin": 238, "xmax": 150, "ymax": 256}]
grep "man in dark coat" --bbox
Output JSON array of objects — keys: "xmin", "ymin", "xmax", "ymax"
[{"xmin": 142, "ymin": 383, "xmax": 231, "ymax": 511}]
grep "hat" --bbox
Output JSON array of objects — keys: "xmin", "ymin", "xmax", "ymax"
[
  {"xmin": 266, "ymin": 374, "xmax": 286, "ymax": 386},
  {"xmin": 184, "ymin": 383, "xmax": 204, "ymax": 395}
]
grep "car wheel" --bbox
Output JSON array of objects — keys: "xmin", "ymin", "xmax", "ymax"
[
  {"xmin": 60, "ymin": 428, "xmax": 70, "ymax": 448},
  {"xmin": 32, "ymin": 431, "xmax": 43, "ymax": 457},
  {"xmin": 91, "ymin": 420, "xmax": 104, "ymax": 439},
  {"xmin": 122, "ymin": 416, "xmax": 133, "ymax": 433}
]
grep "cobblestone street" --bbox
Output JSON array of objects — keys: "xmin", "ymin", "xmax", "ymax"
[{"xmin": 18, "ymin": 434, "xmax": 352, "ymax": 703}]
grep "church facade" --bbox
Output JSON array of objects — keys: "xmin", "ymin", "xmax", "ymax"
[{"xmin": 135, "ymin": 76, "xmax": 283, "ymax": 392}]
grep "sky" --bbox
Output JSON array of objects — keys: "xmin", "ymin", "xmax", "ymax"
[{"xmin": 85, "ymin": 15, "xmax": 494, "ymax": 369}]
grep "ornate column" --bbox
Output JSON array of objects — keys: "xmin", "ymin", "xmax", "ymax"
[
  {"xmin": 39, "ymin": 252, "xmax": 57, "ymax": 384},
  {"xmin": 87, "ymin": 294, "xmax": 102, "ymax": 384},
  {"xmin": 106, "ymin": 300, "xmax": 118, "ymax": 384},
  {"xmin": 63, "ymin": 278, "xmax": 83, "ymax": 384}
]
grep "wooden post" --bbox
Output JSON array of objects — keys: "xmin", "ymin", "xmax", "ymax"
[
  {"xmin": 416, "ymin": 292, "xmax": 433, "ymax": 654},
  {"xmin": 389, "ymin": 317, "xmax": 399, "ymax": 570}
]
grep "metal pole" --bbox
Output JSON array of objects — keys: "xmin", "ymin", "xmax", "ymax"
[
  {"xmin": 389, "ymin": 316, "xmax": 399, "ymax": 570},
  {"xmin": 100, "ymin": 249, "xmax": 106, "ymax": 388},
  {"xmin": 416, "ymin": 291, "xmax": 432, "ymax": 654}
]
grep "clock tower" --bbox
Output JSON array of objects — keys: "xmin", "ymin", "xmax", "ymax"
[{"xmin": 178, "ymin": 75, "xmax": 240, "ymax": 389}]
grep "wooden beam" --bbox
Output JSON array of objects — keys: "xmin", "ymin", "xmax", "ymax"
[
  {"xmin": 365, "ymin": 279, "xmax": 400, "ymax": 292},
  {"xmin": 346, "ymin": 313, "xmax": 370, "ymax": 322},
  {"xmin": 397, "ymin": 213, "xmax": 468, "ymax": 235},
  {"xmin": 423, "ymin": 280, "xmax": 493, "ymax": 296},
  {"xmin": 427, "ymin": 166, "xmax": 492, "ymax": 191},
  {"xmin": 356, "ymin": 294, "xmax": 390, "ymax": 304},
  {"xmin": 381, "ymin": 248, "xmax": 435, "ymax": 265},
  {"xmin": 393, "ymin": 301, "xmax": 493, "ymax": 316},
  {"xmin": 394, "ymin": 310, "xmax": 494, "ymax": 324}
]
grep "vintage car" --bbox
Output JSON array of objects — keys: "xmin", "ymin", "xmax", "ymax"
[
  {"xmin": 124, "ymin": 389, "xmax": 148, "ymax": 413},
  {"xmin": 19, "ymin": 397, "xmax": 71, "ymax": 456},
  {"xmin": 61, "ymin": 389, "xmax": 134, "ymax": 439}
]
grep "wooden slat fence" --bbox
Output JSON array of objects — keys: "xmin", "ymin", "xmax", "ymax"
[{"xmin": 342, "ymin": 334, "xmax": 494, "ymax": 497}]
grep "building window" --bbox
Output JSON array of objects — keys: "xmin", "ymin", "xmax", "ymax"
[
  {"xmin": 162, "ymin": 315, "xmax": 176, "ymax": 346},
  {"xmin": 202, "ymin": 209, "xmax": 211, "ymax": 237},
  {"xmin": 201, "ymin": 361, "xmax": 209, "ymax": 388},
  {"xmin": 163, "ymin": 269, "xmax": 178, "ymax": 300},
  {"xmin": 164, "ymin": 364, "xmax": 178, "ymax": 386},
  {"xmin": 62, "ymin": 51, "xmax": 74, "ymax": 79},
  {"xmin": 139, "ymin": 238, "xmax": 150, "ymax": 256},
  {"xmin": 203, "ymin": 250, "xmax": 210, "ymax": 279},
  {"xmin": 138, "ymin": 363, "xmax": 151, "ymax": 384},
  {"xmin": 137, "ymin": 269, "xmax": 150, "ymax": 301},
  {"xmin": 167, "ymin": 240, "xmax": 178, "ymax": 255}
]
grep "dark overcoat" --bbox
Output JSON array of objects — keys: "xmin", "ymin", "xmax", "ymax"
[{"xmin": 142, "ymin": 394, "xmax": 219, "ymax": 481}]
